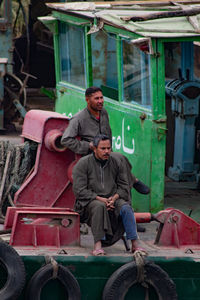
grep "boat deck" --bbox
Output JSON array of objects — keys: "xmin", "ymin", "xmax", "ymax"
[
  {"xmin": 14, "ymin": 229, "xmax": 200, "ymax": 260},
  {"xmin": 0, "ymin": 136, "xmax": 198, "ymax": 299},
  {"xmin": 6, "ymin": 180, "xmax": 198, "ymax": 260}
]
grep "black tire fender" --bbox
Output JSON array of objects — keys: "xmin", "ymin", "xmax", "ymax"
[
  {"xmin": 0, "ymin": 240, "xmax": 26, "ymax": 300},
  {"xmin": 26, "ymin": 263, "xmax": 81, "ymax": 300},
  {"xmin": 102, "ymin": 260, "xmax": 178, "ymax": 300}
]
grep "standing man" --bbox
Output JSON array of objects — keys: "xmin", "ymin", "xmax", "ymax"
[
  {"xmin": 72, "ymin": 134, "xmax": 145, "ymax": 255},
  {"xmin": 61, "ymin": 87, "xmax": 111, "ymax": 155},
  {"xmin": 61, "ymin": 86, "xmax": 150, "ymax": 195}
]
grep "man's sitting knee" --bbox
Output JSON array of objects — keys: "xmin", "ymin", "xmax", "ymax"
[
  {"xmin": 89, "ymin": 200, "xmax": 107, "ymax": 212},
  {"xmin": 93, "ymin": 200, "xmax": 107, "ymax": 208},
  {"xmin": 120, "ymin": 204, "xmax": 133, "ymax": 214}
]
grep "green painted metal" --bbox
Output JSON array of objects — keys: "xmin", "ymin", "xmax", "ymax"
[
  {"xmin": 116, "ymin": 35, "xmax": 122, "ymax": 101},
  {"xmin": 43, "ymin": 13, "xmax": 164, "ymax": 212},
  {"xmin": 41, "ymin": 4, "xmax": 200, "ymax": 213},
  {"xmin": 40, "ymin": 87, "xmax": 56, "ymax": 100},
  {"xmin": 52, "ymin": 10, "xmax": 90, "ymax": 26},
  {"xmin": 85, "ymin": 26, "xmax": 93, "ymax": 87},
  {"xmin": 48, "ymin": 13, "xmax": 163, "ymax": 213},
  {"xmin": 55, "ymin": 19, "xmax": 62, "ymax": 85},
  {"xmin": 16, "ymin": 255, "xmax": 200, "ymax": 300},
  {"xmin": 148, "ymin": 39, "xmax": 166, "ymax": 212},
  {"xmin": 38, "ymin": 16, "xmax": 57, "ymax": 34}
]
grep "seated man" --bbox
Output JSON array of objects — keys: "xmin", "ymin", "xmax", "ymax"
[{"xmin": 72, "ymin": 134, "xmax": 145, "ymax": 255}]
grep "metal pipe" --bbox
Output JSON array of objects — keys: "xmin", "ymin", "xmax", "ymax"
[
  {"xmin": 135, "ymin": 212, "xmax": 152, "ymax": 223},
  {"xmin": 44, "ymin": 129, "xmax": 67, "ymax": 152}
]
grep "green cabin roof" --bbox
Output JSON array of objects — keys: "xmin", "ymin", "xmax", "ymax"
[{"xmin": 46, "ymin": 1, "xmax": 200, "ymax": 38}]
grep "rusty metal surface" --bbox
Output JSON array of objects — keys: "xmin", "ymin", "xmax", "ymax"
[
  {"xmin": 21, "ymin": 110, "xmax": 69, "ymax": 143},
  {"xmin": 4, "ymin": 207, "xmax": 75, "ymax": 230},
  {"xmin": 14, "ymin": 110, "xmax": 76, "ymax": 209},
  {"xmin": 8, "ymin": 208, "xmax": 80, "ymax": 247},
  {"xmin": 154, "ymin": 208, "xmax": 200, "ymax": 248}
]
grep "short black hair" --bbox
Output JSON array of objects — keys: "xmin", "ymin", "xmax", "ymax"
[
  {"xmin": 85, "ymin": 87, "xmax": 102, "ymax": 97},
  {"xmin": 93, "ymin": 134, "xmax": 111, "ymax": 148}
]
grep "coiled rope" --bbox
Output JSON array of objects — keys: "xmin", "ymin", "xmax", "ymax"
[
  {"xmin": 45, "ymin": 255, "xmax": 59, "ymax": 278},
  {"xmin": 133, "ymin": 250, "xmax": 149, "ymax": 300}
]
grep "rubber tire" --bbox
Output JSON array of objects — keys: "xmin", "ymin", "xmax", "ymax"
[
  {"xmin": 26, "ymin": 263, "xmax": 81, "ymax": 300},
  {"xmin": 102, "ymin": 260, "xmax": 178, "ymax": 300},
  {"xmin": 0, "ymin": 240, "xmax": 26, "ymax": 300}
]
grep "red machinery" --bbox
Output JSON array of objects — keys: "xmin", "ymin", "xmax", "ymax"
[
  {"xmin": 135, "ymin": 209, "xmax": 200, "ymax": 248},
  {"xmin": 5, "ymin": 207, "xmax": 80, "ymax": 247},
  {"xmin": 4, "ymin": 110, "xmax": 80, "ymax": 248},
  {"xmin": 14, "ymin": 109, "xmax": 78, "ymax": 208},
  {"xmin": 4, "ymin": 110, "xmax": 200, "ymax": 249},
  {"xmin": 153, "ymin": 208, "xmax": 200, "ymax": 248}
]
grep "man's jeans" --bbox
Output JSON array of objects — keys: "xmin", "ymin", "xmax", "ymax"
[{"xmin": 120, "ymin": 204, "xmax": 138, "ymax": 240}]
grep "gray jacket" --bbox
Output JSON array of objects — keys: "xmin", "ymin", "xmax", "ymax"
[
  {"xmin": 61, "ymin": 107, "xmax": 112, "ymax": 155},
  {"xmin": 72, "ymin": 153, "xmax": 129, "ymax": 215}
]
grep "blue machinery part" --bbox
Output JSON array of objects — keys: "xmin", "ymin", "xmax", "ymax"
[
  {"xmin": 166, "ymin": 79, "xmax": 200, "ymax": 181},
  {"xmin": 0, "ymin": 0, "xmax": 14, "ymax": 129}
]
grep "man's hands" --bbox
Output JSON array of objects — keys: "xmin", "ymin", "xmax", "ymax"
[
  {"xmin": 96, "ymin": 194, "xmax": 119, "ymax": 210},
  {"xmin": 107, "ymin": 196, "xmax": 115, "ymax": 210}
]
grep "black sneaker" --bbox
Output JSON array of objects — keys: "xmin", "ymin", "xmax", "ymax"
[{"xmin": 133, "ymin": 180, "xmax": 150, "ymax": 194}]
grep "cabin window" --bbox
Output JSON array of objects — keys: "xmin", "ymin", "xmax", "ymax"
[
  {"xmin": 165, "ymin": 41, "xmax": 200, "ymax": 81},
  {"xmin": 59, "ymin": 22, "xmax": 86, "ymax": 87},
  {"xmin": 165, "ymin": 43, "xmax": 181, "ymax": 80},
  {"xmin": 91, "ymin": 31, "xmax": 118, "ymax": 100},
  {"xmin": 122, "ymin": 40, "xmax": 151, "ymax": 106}
]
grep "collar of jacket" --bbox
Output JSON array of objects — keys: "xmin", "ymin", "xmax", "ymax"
[
  {"xmin": 93, "ymin": 152, "xmax": 110, "ymax": 167},
  {"xmin": 86, "ymin": 107, "xmax": 102, "ymax": 122}
]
